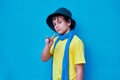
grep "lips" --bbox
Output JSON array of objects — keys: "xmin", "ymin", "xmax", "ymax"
[{"xmin": 56, "ymin": 29, "xmax": 60, "ymax": 32}]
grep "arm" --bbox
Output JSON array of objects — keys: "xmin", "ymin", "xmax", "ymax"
[
  {"xmin": 41, "ymin": 45, "xmax": 52, "ymax": 62},
  {"xmin": 41, "ymin": 34, "xmax": 55, "ymax": 62},
  {"xmin": 76, "ymin": 64, "xmax": 84, "ymax": 80}
]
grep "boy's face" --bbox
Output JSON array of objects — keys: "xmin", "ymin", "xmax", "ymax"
[{"xmin": 52, "ymin": 16, "xmax": 71, "ymax": 35}]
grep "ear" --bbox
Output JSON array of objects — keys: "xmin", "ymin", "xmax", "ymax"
[{"xmin": 67, "ymin": 19, "xmax": 71, "ymax": 26}]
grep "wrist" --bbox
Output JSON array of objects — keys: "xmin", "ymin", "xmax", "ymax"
[{"xmin": 45, "ymin": 44, "xmax": 51, "ymax": 48}]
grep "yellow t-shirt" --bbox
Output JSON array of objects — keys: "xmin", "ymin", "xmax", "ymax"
[{"xmin": 50, "ymin": 35, "xmax": 86, "ymax": 80}]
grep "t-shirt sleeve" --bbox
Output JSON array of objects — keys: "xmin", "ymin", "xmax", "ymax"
[
  {"xmin": 73, "ymin": 38, "xmax": 86, "ymax": 64},
  {"xmin": 50, "ymin": 42, "xmax": 54, "ymax": 55}
]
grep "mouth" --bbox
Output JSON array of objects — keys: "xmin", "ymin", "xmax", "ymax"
[{"xmin": 56, "ymin": 29, "xmax": 60, "ymax": 32}]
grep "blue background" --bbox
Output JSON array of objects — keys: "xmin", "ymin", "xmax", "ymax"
[{"xmin": 0, "ymin": 0, "xmax": 120, "ymax": 80}]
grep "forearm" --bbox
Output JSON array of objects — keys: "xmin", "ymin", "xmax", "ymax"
[
  {"xmin": 41, "ymin": 45, "xmax": 51, "ymax": 61},
  {"xmin": 76, "ymin": 70, "xmax": 83, "ymax": 80},
  {"xmin": 76, "ymin": 64, "xmax": 84, "ymax": 80}
]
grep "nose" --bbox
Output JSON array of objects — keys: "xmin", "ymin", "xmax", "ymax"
[{"xmin": 54, "ymin": 24, "xmax": 59, "ymax": 29}]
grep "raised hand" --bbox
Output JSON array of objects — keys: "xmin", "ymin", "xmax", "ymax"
[{"xmin": 45, "ymin": 34, "xmax": 56, "ymax": 47}]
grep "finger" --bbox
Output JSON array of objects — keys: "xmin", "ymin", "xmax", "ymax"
[
  {"xmin": 46, "ymin": 36, "xmax": 50, "ymax": 39},
  {"xmin": 51, "ymin": 34, "xmax": 56, "ymax": 40},
  {"xmin": 49, "ymin": 42, "xmax": 52, "ymax": 47}
]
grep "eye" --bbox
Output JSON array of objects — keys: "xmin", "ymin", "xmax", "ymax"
[
  {"xmin": 58, "ymin": 21, "xmax": 62, "ymax": 23},
  {"xmin": 53, "ymin": 23, "xmax": 56, "ymax": 26}
]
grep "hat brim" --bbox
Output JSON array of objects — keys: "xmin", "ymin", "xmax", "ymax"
[{"xmin": 46, "ymin": 13, "xmax": 76, "ymax": 32}]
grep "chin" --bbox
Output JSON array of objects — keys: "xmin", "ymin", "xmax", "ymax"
[{"xmin": 57, "ymin": 31, "xmax": 64, "ymax": 35}]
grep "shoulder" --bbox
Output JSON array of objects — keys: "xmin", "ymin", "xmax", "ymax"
[
  {"xmin": 70, "ymin": 35, "xmax": 84, "ymax": 48},
  {"xmin": 72, "ymin": 35, "xmax": 84, "ymax": 44},
  {"xmin": 53, "ymin": 36, "xmax": 58, "ymax": 42}
]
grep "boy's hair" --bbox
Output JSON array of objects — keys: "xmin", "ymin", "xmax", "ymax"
[
  {"xmin": 52, "ymin": 15, "xmax": 75, "ymax": 30},
  {"xmin": 63, "ymin": 15, "xmax": 75, "ymax": 30}
]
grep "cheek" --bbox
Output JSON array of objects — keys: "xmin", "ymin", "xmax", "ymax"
[{"xmin": 61, "ymin": 23, "xmax": 67, "ymax": 28}]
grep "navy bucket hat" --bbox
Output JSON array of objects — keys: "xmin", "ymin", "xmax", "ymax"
[{"xmin": 46, "ymin": 7, "xmax": 76, "ymax": 31}]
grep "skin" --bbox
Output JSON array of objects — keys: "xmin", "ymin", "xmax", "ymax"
[{"xmin": 41, "ymin": 16, "xmax": 84, "ymax": 80}]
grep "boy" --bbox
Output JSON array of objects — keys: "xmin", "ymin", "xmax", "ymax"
[{"xmin": 41, "ymin": 7, "xmax": 86, "ymax": 80}]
